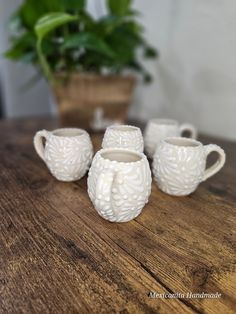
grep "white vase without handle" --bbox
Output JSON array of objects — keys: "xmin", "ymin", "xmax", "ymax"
[{"xmin": 102, "ymin": 125, "xmax": 144, "ymax": 152}]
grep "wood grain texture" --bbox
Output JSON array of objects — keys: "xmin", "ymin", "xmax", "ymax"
[{"xmin": 0, "ymin": 117, "xmax": 235, "ymax": 314}]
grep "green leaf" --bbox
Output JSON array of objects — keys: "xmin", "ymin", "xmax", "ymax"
[
  {"xmin": 20, "ymin": 51, "xmax": 37, "ymax": 64},
  {"xmin": 96, "ymin": 16, "xmax": 124, "ymax": 36},
  {"xmin": 4, "ymin": 47, "xmax": 35, "ymax": 63},
  {"xmin": 144, "ymin": 46, "xmax": 158, "ymax": 59},
  {"xmin": 4, "ymin": 32, "xmax": 36, "ymax": 60},
  {"xmin": 60, "ymin": 0, "xmax": 86, "ymax": 11},
  {"xmin": 105, "ymin": 25, "xmax": 141, "ymax": 64},
  {"xmin": 126, "ymin": 9, "xmax": 140, "ymax": 16},
  {"xmin": 35, "ymin": 13, "xmax": 78, "ymax": 80},
  {"xmin": 19, "ymin": 0, "xmax": 49, "ymax": 29},
  {"xmin": 41, "ymin": 39, "xmax": 57, "ymax": 55},
  {"xmin": 124, "ymin": 21, "xmax": 144, "ymax": 35},
  {"xmin": 18, "ymin": 0, "xmax": 85, "ymax": 30},
  {"xmin": 79, "ymin": 12, "xmax": 95, "ymax": 30},
  {"xmin": 8, "ymin": 11, "xmax": 23, "ymax": 32},
  {"xmin": 62, "ymin": 33, "xmax": 115, "ymax": 58},
  {"xmin": 107, "ymin": 0, "xmax": 132, "ymax": 16},
  {"xmin": 35, "ymin": 13, "xmax": 77, "ymax": 40},
  {"xmin": 129, "ymin": 61, "xmax": 153, "ymax": 83},
  {"xmin": 144, "ymin": 72, "xmax": 152, "ymax": 83}
]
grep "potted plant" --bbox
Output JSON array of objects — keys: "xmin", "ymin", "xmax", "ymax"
[{"xmin": 5, "ymin": 0, "xmax": 158, "ymax": 130}]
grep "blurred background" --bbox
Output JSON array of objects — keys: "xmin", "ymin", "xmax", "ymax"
[{"xmin": 0, "ymin": 0, "xmax": 236, "ymax": 140}]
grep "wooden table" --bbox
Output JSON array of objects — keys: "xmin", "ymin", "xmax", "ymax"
[{"xmin": 0, "ymin": 117, "xmax": 235, "ymax": 314}]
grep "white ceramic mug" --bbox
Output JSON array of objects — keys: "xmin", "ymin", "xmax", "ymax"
[
  {"xmin": 102, "ymin": 125, "xmax": 144, "ymax": 152},
  {"xmin": 153, "ymin": 137, "xmax": 226, "ymax": 196},
  {"xmin": 88, "ymin": 148, "xmax": 152, "ymax": 222},
  {"xmin": 34, "ymin": 128, "xmax": 93, "ymax": 182},
  {"xmin": 144, "ymin": 119, "xmax": 197, "ymax": 158}
]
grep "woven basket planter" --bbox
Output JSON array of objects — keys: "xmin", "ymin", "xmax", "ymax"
[{"xmin": 52, "ymin": 73, "xmax": 136, "ymax": 130}]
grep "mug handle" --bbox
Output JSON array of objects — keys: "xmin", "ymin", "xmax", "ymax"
[
  {"xmin": 33, "ymin": 130, "xmax": 49, "ymax": 162},
  {"xmin": 202, "ymin": 144, "xmax": 226, "ymax": 181},
  {"xmin": 180, "ymin": 123, "xmax": 197, "ymax": 139},
  {"xmin": 96, "ymin": 170, "xmax": 118, "ymax": 216}
]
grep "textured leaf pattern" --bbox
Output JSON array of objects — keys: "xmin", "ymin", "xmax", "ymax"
[
  {"xmin": 88, "ymin": 151, "xmax": 152, "ymax": 222},
  {"xmin": 102, "ymin": 126, "xmax": 144, "ymax": 152},
  {"xmin": 44, "ymin": 132, "xmax": 93, "ymax": 181},
  {"xmin": 153, "ymin": 142, "xmax": 206, "ymax": 196}
]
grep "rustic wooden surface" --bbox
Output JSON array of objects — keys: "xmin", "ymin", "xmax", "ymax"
[{"xmin": 0, "ymin": 117, "xmax": 235, "ymax": 314}]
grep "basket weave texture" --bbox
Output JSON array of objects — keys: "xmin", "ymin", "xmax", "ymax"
[{"xmin": 53, "ymin": 73, "xmax": 136, "ymax": 130}]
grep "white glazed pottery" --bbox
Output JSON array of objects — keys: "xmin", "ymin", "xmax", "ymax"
[
  {"xmin": 102, "ymin": 125, "xmax": 144, "ymax": 152},
  {"xmin": 88, "ymin": 148, "xmax": 152, "ymax": 222},
  {"xmin": 144, "ymin": 119, "xmax": 197, "ymax": 159},
  {"xmin": 34, "ymin": 128, "xmax": 93, "ymax": 182},
  {"xmin": 153, "ymin": 137, "xmax": 226, "ymax": 196}
]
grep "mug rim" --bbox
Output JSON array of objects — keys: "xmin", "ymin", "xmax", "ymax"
[
  {"xmin": 163, "ymin": 137, "xmax": 202, "ymax": 148},
  {"xmin": 149, "ymin": 118, "xmax": 178, "ymax": 126},
  {"xmin": 107, "ymin": 124, "xmax": 140, "ymax": 132},
  {"xmin": 51, "ymin": 128, "xmax": 88, "ymax": 138},
  {"xmin": 98, "ymin": 148, "xmax": 145, "ymax": 164}
]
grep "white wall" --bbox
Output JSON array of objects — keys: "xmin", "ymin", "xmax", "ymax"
[
  {"xmin": 1, "ymin": 0, "xmax": 236, "ymax": 140},
  {"xmin": 0, "ymin": 0, "xmax": 52, "ymax": 118},
  {"xmin": 131, "ymin": 0, "xmax": 236, "ymax": 140}
]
